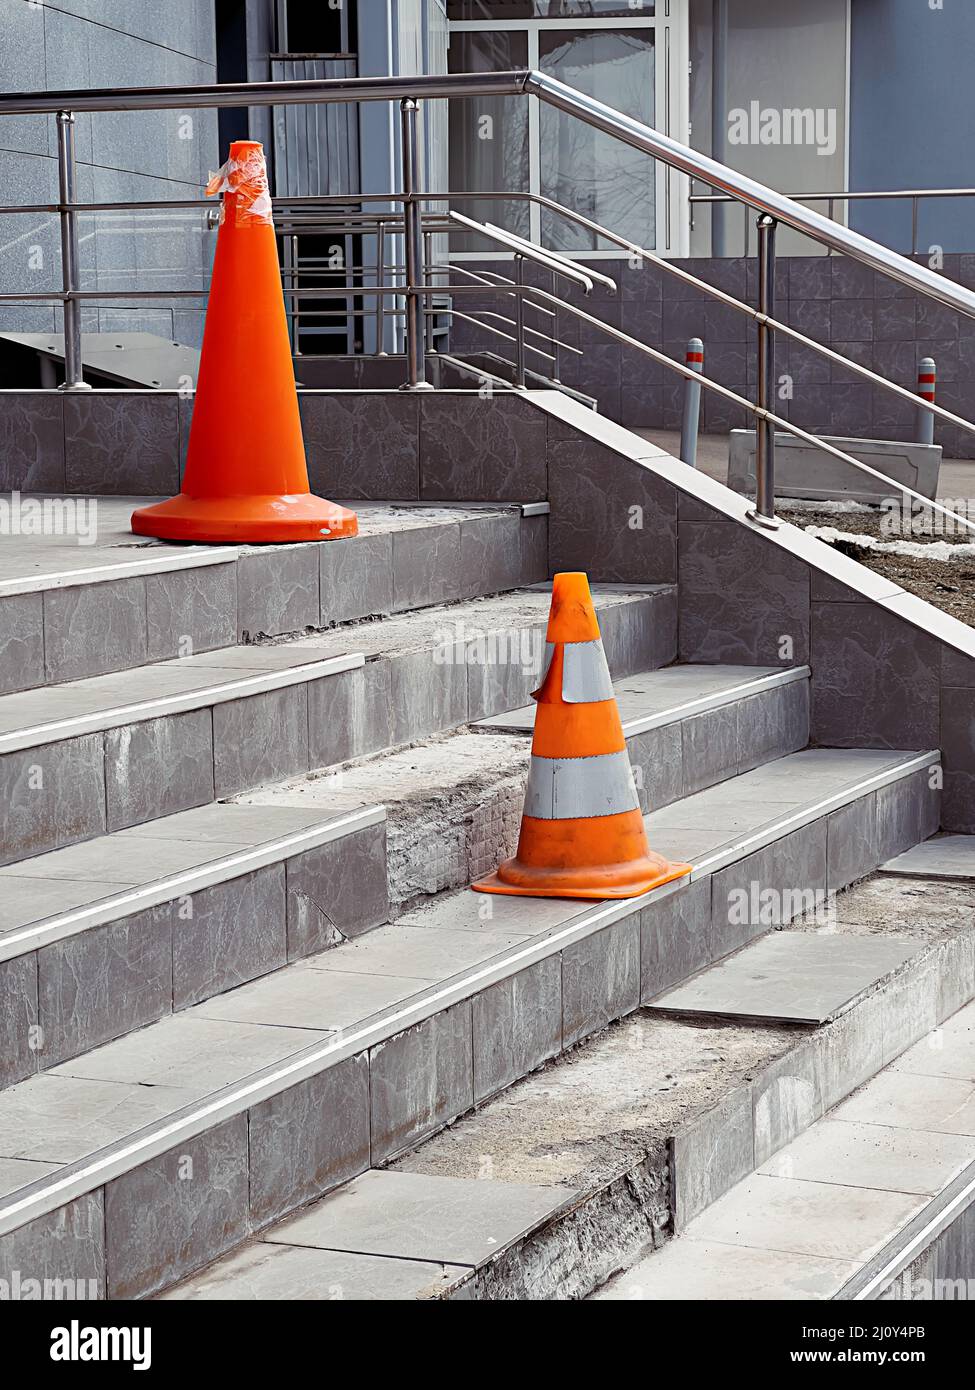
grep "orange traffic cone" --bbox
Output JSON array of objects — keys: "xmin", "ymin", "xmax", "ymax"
[
  {"xmin": 474, "ymin": 573, "xmax": 691, "ymax": 900},
  {"xmin": 132, "ymin": 142, "xmax": 357, "ymax": 543}
]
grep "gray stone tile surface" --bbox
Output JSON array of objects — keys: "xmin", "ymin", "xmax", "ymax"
[
  {"xmin": 248, "ymin": 1055, "xmax": 370, "ymax": 1225},
  {"xmin": 880, "ymin": 834, "xmax": 975, "ymax": 880},
  {"xmin": 162, "ymin": 1241, "xmax": 463, "ymax": 1300},
  {"xmin": 759, "ymin": 1118, "xmax": 974, "ymax": 1196},
  {"xmin": 650, "ymin": 931, "xmax": 919, "ymax": 1024},
  {"xmin": 264, "ymin": 1168, "xmax": 575, "ymax": 1266},
  {"xmin": 105, "ymin": 1116, "xmax": 249, "ymax": 1299}
]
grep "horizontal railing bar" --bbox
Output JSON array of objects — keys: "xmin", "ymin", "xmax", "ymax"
[
  {"xmin": 0, "ymin": 71, "xmax": 532, "ymax": 115},
  {"xmin": 0, "ymin": 69, "xmax": 970, "ymax": 315},
  {"xmin": 513, "ymin": 281, "xmax": 975, "ymax": 535},
  {"xmin": 460, "ymin": 191, "xmax": 975, "ymax": 438},
  {"xmin": 448, "ymin": 210, "xmax": 606, "ymax": 292},
  {"xmin": 440, "ymin": 308, "xmax": 556, "ymax": 363},
  {"xmin": 427, "ymin": 260, "xmax": 557, "ymax": 318},
  {"xmin": 691, "ymin": 187, "xmax": 975, "ymax": 204}
]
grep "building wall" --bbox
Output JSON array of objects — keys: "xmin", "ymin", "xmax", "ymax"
[
  {"xmin": 850, "ymin": 0, "xmax": 975, "ymax": 255},
  {"xmin": 0, "ymin": 0, "xmax": 219, "ymax": 349},
  {"xmin": 688, "ymin": 0, "xmax": 849, "ymax": 258}
]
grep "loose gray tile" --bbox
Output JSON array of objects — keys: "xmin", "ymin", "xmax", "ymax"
[
  {"xmin": 172, "ymin": 864, "xmax": 288, "ymax": 1011},
  {"xmin": 162, "ymin": 1240, "xmax": 461, "ymax": 1300},
  {"xmin": 236, "ymin": 547, "xmax": 320, "ymax": 640},
  {"xmin": 212, "ymin": 684, "xmax": 309, "ymax": 797},
  {"xmin": 286, "ymin": 822, "xmax": 389, "ymax": 957},
  {"xmin": 369, "ymin": 1003, "xmax": 474, "ymax": 1162},
  {"xmin": 37, "ymin": 906, "xmax": 173, "ymax": 1066},
  {"xmin": 651, "ymin": 931, "xmax": 918, "ymax": 1025},
  {"xmin": 248, "ymin": 1054, "xmax": 370, "ymax": 1225},
  {"xmin": 105, "ymin": 709, "xmax": 214, "ymax": 831},
  {"xmin": 146, "ymin": 563, "xmax": 237, "ymax": 660},
  {"xmin": 472, "ymin": 957, "xmax": 562, "ymax": 1102},
  {"xmin": 562, "ymin": 918, "xmax": 640, "ymax": 1049},
  {"xmin": 265, "ymin": 1168, "xmax": 574, "ymax": 1266},
  {"xmin": 43, "ymin": 577, "xmax": 147, "ymax": 682},
  {"xmin": 105, "ymin": 1116, "xmax": 249, "ymax": 1299}
]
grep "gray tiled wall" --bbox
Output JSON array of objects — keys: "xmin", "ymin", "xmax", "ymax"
[
  {"xmin": 0, "ymin": 0, "xmax": 217, "ymax": 349},
  {"xmin": 452, "ymin": 254, "xmax": 975, "ymax": 459}
]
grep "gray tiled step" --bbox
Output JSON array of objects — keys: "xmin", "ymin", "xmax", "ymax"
[
  {"xmin": 161, "ymin": 1169, "xmax": 575, "ymax": 1301},
  {"xmin": 0, "ymin": 583, "xmax": 669, "ymax": 869},
  {"xmin": 0, "ymin": 746, "xmax": 943, "ymax": 1297},
  {"xmin": 159, "ymin": 887, "xmax": 975, "ymax": 1302},
  {"xmin": 0, "ymin": 500, "xmax": 549, "ymax": 694},
  {"xmin": 646, "ymin": 931, "xmax": 923, "ymax": 1027},
  {"xmin": 0, "ymin": 799, "xmax": 389, "ymax": 1089},
  {"xmin": 475, "ymin": 663, "xmax": 810, "ymax": 810},
  {"xmin": 243, "ymin": 732, "xmax": 937, "ymax": 921},
  {"xmin": 879, "ymin": 833, "xmax": 975, "ymax": 880},
  {"xmin": 596, "ymin": 999, "xmax": 975, "ymax": 1302}
]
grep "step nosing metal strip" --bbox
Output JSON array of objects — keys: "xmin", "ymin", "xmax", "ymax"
[
  {"xmin": 0, "ymin": 804, "xmax": 386, "ymax": 964},
  {"xmin": 0, "ymin": 750, "xmax": 939, "ymax": 1240},
  {"xmin": 0, "ymin": 546, "xmax": 237, "ymax": 598},
  {"xmin": 0, "ymin": 652, "xmax": 365, "ymax": 753}
]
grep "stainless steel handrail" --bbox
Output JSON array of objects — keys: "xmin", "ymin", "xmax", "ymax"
[
  {"xmin": 2, "ymin": 68, "xmax": 974, "ymax": 521},
  {"xmin": 2, "ymin": 68, "xmax": 972, "ymax": 315}
]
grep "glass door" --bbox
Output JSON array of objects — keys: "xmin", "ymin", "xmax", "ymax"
[{"xmin": 447, "ymin": 2, "xmax": 689, "ymax": 257}]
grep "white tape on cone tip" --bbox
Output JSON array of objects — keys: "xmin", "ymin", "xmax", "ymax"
[
  {"xmin": 523, "ymin": 750, "xmax": 639, "ymax": 820},
  {"xmin": 562, "ymin": 639, "xmax": 614, "ymax": 703}
]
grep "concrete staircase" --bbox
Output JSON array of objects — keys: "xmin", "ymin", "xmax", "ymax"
[{"xmin": 0, "ymin": 495, "xmax": 969, "ymax": 1301}]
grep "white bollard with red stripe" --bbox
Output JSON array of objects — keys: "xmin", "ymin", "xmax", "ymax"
[
  {"xmin": 916, "ymin": 356, "xmax": 936, "ymax": 446},
  {"xmin": 680, "ymin": 337, "xmax": 704, "ymax": 466}
]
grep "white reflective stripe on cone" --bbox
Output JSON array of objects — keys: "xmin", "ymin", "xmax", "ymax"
[
  {"xmin": 523, "ymin": 749, "xmax": 639, "ymax": 820},
  {"xmin": 561, "ymin": 638, "xmax": 614, "ymax": 704}
]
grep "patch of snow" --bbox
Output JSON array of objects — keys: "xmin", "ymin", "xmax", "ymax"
[{"xmin": 806, "ymin": 525, "xmax": 975, "ymax": 563}]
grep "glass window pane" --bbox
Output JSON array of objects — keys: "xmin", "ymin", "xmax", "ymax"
[
  {"xmin": 538, "ymin": 28, "xmax": 655, "ymax": 252},
  {"xmin": 448, "ymin": 30, "xmax": 530, "ymax": 249},
  {"xmin": 447, "ymin": 3, "xmax": 653, "ymax": 16}
]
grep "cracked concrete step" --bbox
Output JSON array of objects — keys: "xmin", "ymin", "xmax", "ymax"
[
  {"xmin": 596, "ymin": 998, "xmax": 975, "ymax": 1302},
  {"xmin": 0, "ymin": 799, "xmax": 388, "ymax": 1089},
  {"xmin": 475, "ymin": 663, "xmax": 810, "ymax": 811},
  {"xmin": 242, "ymin": 737, "xmax": 938, "ymax": 919},
  {"xmin": 0, "ymin": 500, "xmax": 549, "ymax": 693},
  {"xmin": 0, "ymin": 746, "xmax": 944, "ymax": 1299},
  {"xmin": 160, "ymin": 875, "xmax": 975, "ymax": 1301},
  {"xmin": 0, "ymin": 583, "xmax": 669, "ymax": 869}
]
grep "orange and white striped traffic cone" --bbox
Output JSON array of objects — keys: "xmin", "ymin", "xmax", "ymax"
[{"xmin": 473, "ymin": 572, "xmax": 691, "ymax": 900}]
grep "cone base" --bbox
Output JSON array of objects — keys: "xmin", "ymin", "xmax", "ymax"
[
  {"xmin": 131, "ymin": 492, "xmax": 358, "ymax": 544},
  {"xmin": 472, "ymin": 856, "xmax": 692, "ymax": 901}
]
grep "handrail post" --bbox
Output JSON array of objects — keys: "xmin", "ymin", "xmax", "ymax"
[
  {"xmin": 749, "ymin": 213, "xmax": 779, "ymax": 528},
  {"xmin": 513, "ymin": 254, "xmax": 526, "ymax": 387},
  {"xmin": 55, "ymin": 111, "xmax": 89, "ymax": 391},
  {"xmin": 399, "ymin": 97, "xmax": 430, "ymax": 389},
  {"xmin": 375, "ymin": 220, "xmax": 387, "ymax": 355}
]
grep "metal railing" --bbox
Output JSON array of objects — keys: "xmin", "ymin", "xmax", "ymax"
[
  {"xmin": 691, "ymin": 183, "xmax": 975, "ymax": 258},
  {"xmin": 2, "ymin": 69, "xmax": 975, "ymax": 532}
]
